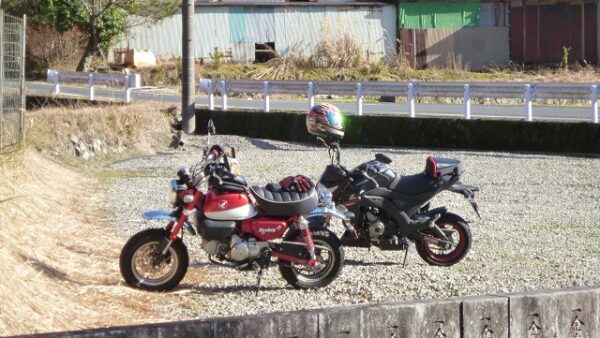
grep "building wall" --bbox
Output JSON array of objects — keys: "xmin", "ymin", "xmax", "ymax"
[
  {"xmin": 399, "ymin": 1, "xmax": 510, "ymax": 70},
  {"xmin": 114, "ymin": 4, "xmax": 397, "ymax": 63},
  {"xmin": 510, "ymin": 1, "xmax": 598, "ymax": 64}
]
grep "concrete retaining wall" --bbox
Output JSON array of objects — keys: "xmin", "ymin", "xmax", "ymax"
[{"xmin": 24, "ymin": 286, "xmax": 600, "ymax": 338}]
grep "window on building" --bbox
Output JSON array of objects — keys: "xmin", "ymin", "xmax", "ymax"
[{"xmin": 255, "ymin": 42, "xmax": 276, "ymax": 63}]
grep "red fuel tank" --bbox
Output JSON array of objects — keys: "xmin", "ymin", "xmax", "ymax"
[
  {"xmin": 203, "ymin": 190, "xmax": 258, "ymax": 220},
  {"xmin": 241, "ymin": 218, "xmax": 288, "ymax": 241}
]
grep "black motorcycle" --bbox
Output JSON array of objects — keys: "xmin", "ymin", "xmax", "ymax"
[{"xmin": 314, "ymin": 141, "xmax": 480, "ymax": 267}]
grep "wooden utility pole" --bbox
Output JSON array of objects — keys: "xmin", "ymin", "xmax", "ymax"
[{"xmin": 182, "ymin": 0, "xmax": 195, "ymax": 133}]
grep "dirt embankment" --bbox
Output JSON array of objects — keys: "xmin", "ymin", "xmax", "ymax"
[{"xmin": 0, "ymin": 103, "xmax": 184, "ymax": 335}]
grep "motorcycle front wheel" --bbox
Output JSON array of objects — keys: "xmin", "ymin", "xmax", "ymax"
[
  {"xmin": 279, "ymin": 229, "xmax": 344, "ymax": 289},
  {"xmin": 415, "ymin": 215, "xmax": 472, "ymax": 267},
  {"xmin": 119, "ymin": 228, "xmax": 189, "ymax": 292}
]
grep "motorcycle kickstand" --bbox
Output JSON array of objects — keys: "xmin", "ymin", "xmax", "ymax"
[
  {"xmin": 402, "ymin": 248, "xmax": 409, "ymax": 268},
  {"xmin": 254, "ymin": 249, "xmax": 272, "ymax": 296}
]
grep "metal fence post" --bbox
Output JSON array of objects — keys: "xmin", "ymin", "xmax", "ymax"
[
  {"xmin": 19, "ymin": 14, "xmax": 27, "ymax": 143},
  {"xmin": 524, "ymin": 84, "xmax": 533, "ymax": 122},
  {"xmin": 88, "ymin": 73, "xmax": 95, "ymax": 100},
  {"xmin": 208, "ymin": 80, "xmax": 215, "ymax": 110},
  {"xmin": 407, "ymin": 83, "xmax": 415, "ymax": 118},
  {"xmin": 356, "ymin": 83, "xmax": 363, "ymax": 116},
  {"xmin": 221, "ymin": 80, "xmax": 228, "ymax": 111},
  {"xmin": 0, "ymin": 11, "xmax": 4, "ymax": 149},
  {"xmin": 307, "ymin": 82, "xmax": 315, "ymax": 109},
  {"xmin": 263, "ymin": 81, "xmax": 270, "ymax": 112},
  {"xmin": 591, "ymin": 85, "xmax": 598, "ymax": 124},
  {"xmin": 124, "ymin": 75, "xmax": 132, "ymax": 103},
  {"xmin": 464, "ymin": 84, "xmax": 471, "ymax": 120}
]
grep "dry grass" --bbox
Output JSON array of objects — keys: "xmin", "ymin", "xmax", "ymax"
[
  {"xmin": 0, "ymin": 103, "xmax": 212, "ymax": 335},
  {"xmin": 0, "ymin": 150, "xmax": 166, "ymax": 335},
  {"xmin": 26, "ymin": 102, "xmax": 173, "ymax": 158}
]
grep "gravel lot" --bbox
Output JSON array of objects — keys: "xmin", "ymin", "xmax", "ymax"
[{"xmin": 104, "ymin": 135, "xmax": 600, "ymax": 319}]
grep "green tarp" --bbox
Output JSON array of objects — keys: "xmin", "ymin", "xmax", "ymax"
[{"xmin": 399, "ymin": 2, "xmax": 481, "ymax": 29}]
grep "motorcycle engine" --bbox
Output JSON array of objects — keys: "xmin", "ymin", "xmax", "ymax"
[
  {"xmin": 365, "ymin": 210, "xmax": 408, "ymax": 251},
  {"xmin": 366, "ymin": 211, "xmax": 385, "ymax": 239},
  {"xmin": 228, "ymin": 235, "xmax": 267, "ymax": 262},
  {"xmin": 201, "ymin": 239, "xmax": 229, "ymax": 256}
]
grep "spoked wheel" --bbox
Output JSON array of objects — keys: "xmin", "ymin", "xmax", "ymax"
[
  {"xmin": 279, "ymin": 230, "xmax": 344, "ymax": 289},
  {"xmin": 119, "ymin": 228, "xmax": 189, "ymax": 291},
  {"xmin": 415, "ymin": 214, "xmax": 472, "ymax": 266}
]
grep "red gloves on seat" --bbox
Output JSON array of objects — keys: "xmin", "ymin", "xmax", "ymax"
[{"xmin": 279, "ymin": 175, "xmax": 314, "ymax": 192}]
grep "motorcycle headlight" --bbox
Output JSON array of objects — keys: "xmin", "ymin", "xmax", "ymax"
[{"xmin": 317, "ymin": 186, "xmax": 334, "ymax": 208}]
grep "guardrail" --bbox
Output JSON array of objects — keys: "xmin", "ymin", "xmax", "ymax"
[
  {"xmin": 199, "ymin": 79, "xmax": 600, "ymax": 123},
  {"xmin": 47, "ymin": 69, "xmax": 141, "ymax": 103}
]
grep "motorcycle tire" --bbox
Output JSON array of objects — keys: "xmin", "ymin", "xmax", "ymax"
[
  {"xmin": 119, "ymin": 228, "xmax": 189, "ymax": 292},
  {"xmin": 278, "ymin": 229, "xmax": 344, "ymax": 289},
  {"xmin": 415, "ymin": 214, "xmax": 472, "ymax": 267}
]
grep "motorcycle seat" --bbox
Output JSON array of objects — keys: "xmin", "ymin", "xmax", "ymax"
[
  {"xmin": 250, "ymin": 185, "xmax": 318, "ymax": 217},
  {"xmin": 388, "ymin": 173, "xmax": 437, "ymax": 196}
]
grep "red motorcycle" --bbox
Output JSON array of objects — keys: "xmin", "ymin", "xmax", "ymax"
[{"xmin": 119, "ymin": 143, "xmax": 350, "ymax": 292}]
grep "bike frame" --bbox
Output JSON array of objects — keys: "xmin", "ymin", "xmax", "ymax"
[{"xmin": 152, "ymin": 186, "xmax": 319, "ymax": 267}]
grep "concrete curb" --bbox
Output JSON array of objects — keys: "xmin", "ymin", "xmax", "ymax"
[{"xmin": 19, "ymin": 285, "xmax": 600, "ymax": 338}]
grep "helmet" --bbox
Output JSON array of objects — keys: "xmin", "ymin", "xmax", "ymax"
[{"xmin": 306, "ymin": 103, "xmax": 344, "ymax": 140}]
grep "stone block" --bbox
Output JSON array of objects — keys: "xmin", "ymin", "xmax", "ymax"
[
  {"xmin": 461, "ymin": 295, "xmax": 509, "ymax": 338},
  {"xmin": 214, "ymin": 314, "xmax": 274, "ymax": 338},
  {"xmin": 318, "ymin": 305, "xmax": 365, "ymax": 338},
  {"xmin": 362, "ymin": 302, "xmax": 419, "ymax": 338},
  {"xmin": 509, "ymin": 286, "xmax": 600, "ymax": 338},
  {"xmin": 417, "ymin": 298, "xmax": 462, "ymax": 338},
  {"xmin": 271, "ymin": 309, "xmax": 319, "ymax": 338}
]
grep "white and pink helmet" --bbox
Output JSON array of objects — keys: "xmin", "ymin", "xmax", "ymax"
[{"xmin": 306, "ymin": 103, "xmax": 345, "ymax": 140}]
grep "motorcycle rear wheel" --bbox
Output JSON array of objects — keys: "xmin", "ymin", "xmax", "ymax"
[
  {"xmin": 119, "ymin": 228, "xmax": 189, "ymax": 292},
  {"xmin": 279, "ymin": 230, "xmax": 344, "ymax": 289},
  {"xmin": 415, "ymin": 215, "xmax": 472, "ymax": 267}
]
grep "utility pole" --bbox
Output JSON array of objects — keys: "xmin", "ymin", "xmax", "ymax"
[{"xmin": 182, "ymin": 0, "xmax": 195, "ymax": 133}]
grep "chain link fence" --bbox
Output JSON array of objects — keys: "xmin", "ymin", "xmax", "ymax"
[{"xmin": 0, "ymin": 11, "xmax": 26, "ymax": 153}]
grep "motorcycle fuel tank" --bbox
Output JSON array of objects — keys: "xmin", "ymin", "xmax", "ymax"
[{"xmin": 204, "ymin": 190, "xmax": 258, "ymax": 220}]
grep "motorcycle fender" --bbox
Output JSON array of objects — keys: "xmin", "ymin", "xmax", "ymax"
[
  {"xmin": 438, "ymin": 211, "xmax": 470, "ymax": 225},
  {"xmin": 449, "ymin": 183, "xmax": 479, "ymax": 194},
  {"xmin": 142, "ymin": 210, "xmax": 177, "ymax": 222}
]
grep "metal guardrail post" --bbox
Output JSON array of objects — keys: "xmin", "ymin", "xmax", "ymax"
[
  {"xmin": 208, "ymin": 80, "xmax": 215, "ymax": 110},
  {"xmin": 356, "ymin": 83, "xmax": 363, "ymax": 116},
  {"xmin": 307, "ymin": 82, "xmax": 315, "ymax": 110},
  {"xmin": 464, "ymin": 84, "xmax": 471, "ymax": 120},
  {"xmin": 591, "ymin": 85, "xmax": 598, "ymax": 124},
  {"xmin": 263, "ymin": 81, "xmax": 270, "ymax": 112},
  {"xmin": 524, "ymin": 84, "xmax": 533, "ymax": 122},
  {"xmin": 124, "ymin": 75, "xmax": 132, "ymax": 103},
  {"xmin": 221, "ymin": 80, "xmax": 228, "ymax": 111},
  {"xmin": 407, "ymin": 83, "xmax": 415, "ymax": 118},
  {"xmin": 88, "ymin": 74, "xmax": 95, "ymax": 101}
]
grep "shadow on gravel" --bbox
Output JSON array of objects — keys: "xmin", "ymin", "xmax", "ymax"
[
  {"xmin": 181, "ymin": 284, "xmax": 286, "ymax": 294},
  {"xmin": 246, "ymin": 137, "xmax": 286, "ymax": 150},
  {"xmin": 344, "ymin": 259, "xmax": 403, "ymax": 267}
]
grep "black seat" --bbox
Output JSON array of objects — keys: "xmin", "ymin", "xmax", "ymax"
[
  {"xmin": 250, "ymin": 185, "xmax": 318, "ymax": 217},
  {"xmin": 387, "ymin": 173, "xmax": 437, "ymax": 196}
]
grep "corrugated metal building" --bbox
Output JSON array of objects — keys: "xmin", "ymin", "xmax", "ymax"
[
  {"xmin": 399, "ymin": 1, "xmax": 511, "ymax": 70},
  {"xmin": 114, "ymin": 2, "xmax": 397, "ymax": 63},
  {"xmin": 510, "ymin": 0, "xmax": 598, "ymax": 64}
]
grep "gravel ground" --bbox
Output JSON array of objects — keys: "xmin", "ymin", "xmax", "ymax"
[{"xmin": 103, "ymin": 135, "xmax": 600, "ymax": 319}]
